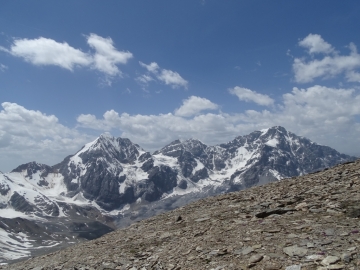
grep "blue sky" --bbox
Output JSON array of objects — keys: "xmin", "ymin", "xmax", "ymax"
[{"xmin": 1, "ymin": 1, "xmax": 360, "ymax": 172}]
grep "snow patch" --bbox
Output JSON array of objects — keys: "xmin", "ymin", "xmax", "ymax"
[{"xmin": 265, "ymin": 138, "xmax": 279, "ymax": 147}]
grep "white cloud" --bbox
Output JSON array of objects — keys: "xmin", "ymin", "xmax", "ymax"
[
  {"xmin": 293, "ymin": 35, "xmax": 360, "ymax": 83},
  {"xmin": 346, "ymin": 71, "xmax": 360, "ymax": 82},
  {"xmin": 139, "ymin": 62, "xmax": 159, "ymax": 73},
  {"xmin": 77, "ymin": 86, "xmax": 360, "ymax": 158},
  {"xmin": 229, "ymin": 86, "xmax": 274, "ymax": 106},
  {"xmin": 174, "ymin": 96, "xmax": 219, "ymax": 117},
  {"xmin": 0, "ymin": 102, "xmax": 92, "ymax": 172},
  {"xmin": 136, "ymin": 74, "xmax": 154, "ymax": 84},
  {"xmin": 0, "ymin": 34, "xmax": 133, "ymax": 79},
  {"xmin": 4, "ymin": 37, "xmax": 92, "ymax": 70},
  {"xmin": 299, "ymin": 34, "xmax": 334, "ymax": 54},
  {"xmin": 0, "ymin": 64, "xmax": 8, "ymax": 72},
  {"xmin": 158, "ymin": 69, "xmax": 188, "ymax": 88},
  {"xmin": 87, "ymin": 33, "xmax": 133, "ymax": 76},
  {"xmin": 138, "ymin": 61, "xmax": 188, "ymax": 89},
  {"xmin": 2, "ymin": 84, "xmax": 360, "ymax": 170}
]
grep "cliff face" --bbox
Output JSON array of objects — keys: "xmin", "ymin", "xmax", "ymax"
[{"xmin": 4, "ymin": 159, "xmax": 360, "ymax": 270}]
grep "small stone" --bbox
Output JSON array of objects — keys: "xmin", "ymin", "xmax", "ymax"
[
  {"xmin": 283, "ymin": 245, "xmax": 308, "ymax": 257},
  {"xmin": 242, "ymin": 246, "xmax": 254, "ymax": 255},
  {"xmin": 295, "ymin": 202, "xmax": 307, "ymax": 210},
  {"xmin": 306, "ymin": 242, "xmax": 315, "ymax": 248},
  {"xmin": 341, "ymin": 252, "xmax": 351, "ymax": 263},
  {"xmin": 285, "ymin": 265, "xmax": 301, "ymax": 270},
  {"xmin": 287, "ymin": 233, "xmax": 298, "ymax": 238},
  {"xmin": 327, "ymin": 265, "xmax": 345, "ymax": 270},
  {"xmin": 252, "ymin": 244, "xmax": 262, "ymax": 249},
  {"xmin": 347, "ymin": 246, "xmax": 356, "ymax": 251},
  {"xmin": 321, "ymin": 255, "xmax": 340, "ymax": 266},
  {"xmin": 209, "ymin": 250, "xmax": 219, "ymax": 256},
  {"xmin": 194, "ymin": 217, "xmax": 210, "ymax": 222},
  {"xmin": 187, "ymin": 255, "xmax": 196, "ymax": 261},
  {"xmin": 306, "ymin": 254, "xmax": 325, "ymax": 261},
  {"xmin": 195, "ymin": 246, "xmax": 203, "ymax": 252},
  {"xmin": 249, "ymin": 254, "xmax": 263, "ymax": 264},
  {"xmin": 264, "ymin": 263, "xmax": 281, "ymax": 270},
  {"xmin": 324, "ymin": 229, "xmax": 335, "ymax": 236}
]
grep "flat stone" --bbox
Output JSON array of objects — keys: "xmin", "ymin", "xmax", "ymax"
[
  {"xmin": 264, "ymin": 263, "xmax": 281, "ymax": 270},
  {"xmin": 327, "ymin": 265, "xmax": 345, "ymax": 270},
  {"xmin": 242, "ymin": 246, "xmax": 254, "ymax": 255},
  {"xmin": 306, "ymin": 242, "xmax": 315, "ymax": 248},
  {"xmin": 321, "ymin": 255, "xmax": 340, "ymax": 266},
  {"xmin": 285, "ymin": 265, "xmax": 301, "ymax": 270},
  {"xmin": 194, "ymin": 217, "xmax": 210, "ymax": 222},
  {"xmin": 306, "ymin": 254, "xmax": 325, "ymax": 261},
  {"xmin": 283, "ymin": 245, "xmax": 308, "ymax": 257},
  {"xmin": 248, "ymin": 254, "xmax": 263, "ymax": 263}
]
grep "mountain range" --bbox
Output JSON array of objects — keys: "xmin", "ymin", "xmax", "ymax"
[{"xmin": 0, "ymin": 126, "xmax": 356, "ymax": 264}]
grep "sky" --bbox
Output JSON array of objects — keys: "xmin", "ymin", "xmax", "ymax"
[{"xmin": 1, "ymin": 1, "xmax": 360, "ymax": 172}]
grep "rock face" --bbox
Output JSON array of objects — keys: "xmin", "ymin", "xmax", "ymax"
[
  {"xmin": 4, "ymin": 126, "xmax": 355, "ymax": 214},
  {"xmin": 0, "ymin": 126, "xmax": 356, "ymax": 264},
  {"xmin": 3, "ymin": 158, "xmax": 360, "ymax": 269}
]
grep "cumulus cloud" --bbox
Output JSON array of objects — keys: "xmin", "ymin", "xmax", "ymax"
[
  {"xmin": 299, "ymin": 34, "xmax": 334, "ymax": 55},
  {"xmin": 2, "ymin": 37, "xmax": 92, "ymax": 70},
  {"xmin": 0, "ymin": 102, "xmax": 92, "ymax": 172},
  {"xmin": 138, "ymin": 61, "xmax": 188, "ymax": 89},
  {"xmin": 136, "ymin": 74, "xmax": 154, "ymax": 84},
  {"xmin": 87, "ymin": 33, "xmax": 133, "ymax": 76},
  {"xmin": 76, "ymin": 86, "xmax": 360, "ymax": 157},
  {"xmin": 174, "ymin": 96, "xmax": 219, "ymax": 117},
  {"xmin": 0, "ymin": 34, "xmax": 132, "ymax": 79},
  {"xmin": 139, "ymin": 62, "xmax": 159, "ymax": 73},
  {"xmin": 293, "ymin": 35, "xmax": 360, "ymax": 83},
  {"xmin": 158, "ymin": 69, "xmax": 188, "ymax": 88},
  {"xmin": 2, "ymin": 84, "xmax": 360, "ymax": 170},
  {"xmin": 229, "ymin": 86, "xmax": 274, "ymax": 106}
]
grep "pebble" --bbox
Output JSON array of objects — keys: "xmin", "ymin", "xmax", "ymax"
[{"xmin": 248, "ymin": 254, "xmax": 263, "ymax": 264}]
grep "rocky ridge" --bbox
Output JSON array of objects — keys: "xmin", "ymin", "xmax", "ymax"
[{"xmin": 4, "ymin": 159, "xmax": 360, "ymax": 270}]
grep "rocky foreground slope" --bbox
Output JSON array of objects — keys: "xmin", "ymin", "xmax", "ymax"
[{"xmin": 4, "ymin": 159, "xmax": 360, "ymax": 270}]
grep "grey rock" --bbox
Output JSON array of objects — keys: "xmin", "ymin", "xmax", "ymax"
[
  {"xmin": 248, "ymin": 254, "xmax": 263, "ymax": 263},
  {"xmin": 242, "ymin": 246, "xmax": 254, "ymax": 255},
  {"xmin": 321, "ymin": 255, "xmax": 340, "ymax": 266},
  {"xmin": 283, "ymin": 245, "xmax": 308, "ymax": 257},
  {"xmin": 285, "ymin": 265, "xmax": 301, "ymax": 270}
]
